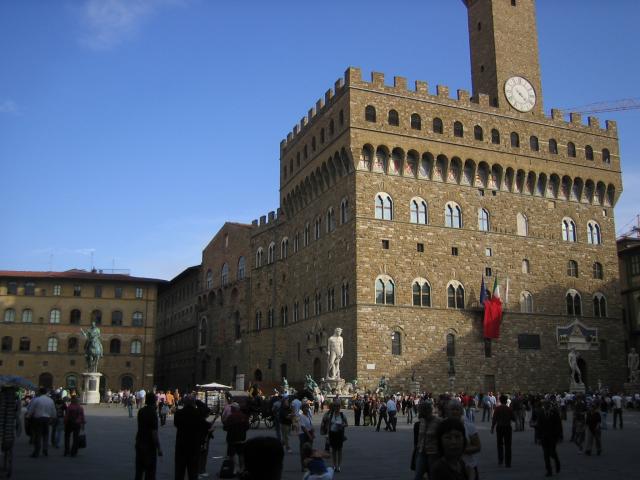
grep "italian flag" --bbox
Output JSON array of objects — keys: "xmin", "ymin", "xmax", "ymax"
[{"xmin": 483, "ymin": 276, "xmax": 503, "ymax": 339}]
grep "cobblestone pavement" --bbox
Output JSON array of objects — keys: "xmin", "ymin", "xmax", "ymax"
[{"xmin": 9, "ymin": 405, "xmax": 640, "ymax": 479}]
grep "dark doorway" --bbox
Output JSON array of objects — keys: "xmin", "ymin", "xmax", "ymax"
[
  {"xmin": 254, "ymin": 369, "xmax": 263, "ymax": 382},
  {"xmin": 577, "ymin": 358, "xmax": 587, "ymax": 386},
  {"xmin": 484, "ymin": 374, "xmax": 496, "ymax": 393},
  {"xmin": 313, "ymin": 358, "xmax": 321, "ymax": 380},
  {"xmin": 39, "ymin": 372, "xmax": 53, "ymax": 389}
]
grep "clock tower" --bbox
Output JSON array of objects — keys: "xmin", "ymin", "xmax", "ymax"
[{"xmin": 463, "ymin": 0, "xmax": 543, "ymax": 115}]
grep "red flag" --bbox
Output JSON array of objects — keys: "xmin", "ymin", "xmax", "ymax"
[{"xmin": 483, "ymin": 295, "xmax": 503, "ymax": 339}]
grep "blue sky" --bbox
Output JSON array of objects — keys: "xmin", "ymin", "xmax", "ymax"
[{"xmin": 1, "ymin": 0, "xmax": 639, "ymax": 280}]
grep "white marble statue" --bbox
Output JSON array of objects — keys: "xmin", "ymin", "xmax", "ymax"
[
  {"xmin": 568, "ymin": 348, "xmax": 582, "ymax": 384},
  {"xmin": 326, "ymin": 327, "xmax": 344, "ymax": 380},
  {"xmin": 628, "ymin": 348, "xmax": 639, "ymax": 382}
]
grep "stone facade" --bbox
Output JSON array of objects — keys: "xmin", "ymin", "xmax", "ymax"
[
  {"xmin": 158, "ymin": 0, "xmax": 627, "ymax": 393},
  {"xmin": 0, "ymin": 270, "xmax": 162, "ymax": 393},
  {"xmin": 617, "ymin": 237, "xmax": 640, "ymax": 353}
]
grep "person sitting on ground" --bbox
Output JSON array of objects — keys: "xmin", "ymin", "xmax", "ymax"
[{"xmin": 240, "ymin": 436, "xmax": 284, "ymax": 480}]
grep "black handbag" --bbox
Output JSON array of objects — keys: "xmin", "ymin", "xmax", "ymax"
[{"xmin": 78, "ymin": 432, "xmax": 87, "ymax": 449}]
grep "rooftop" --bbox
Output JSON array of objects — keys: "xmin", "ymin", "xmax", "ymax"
[{"xmin": 0, "ymin": 269, "xmax": 166, "ymax": 284}]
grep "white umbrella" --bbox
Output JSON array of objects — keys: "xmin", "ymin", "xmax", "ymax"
[{"xmin": 196, "ymin": 382, "xmax": 232, "ymax": 390}]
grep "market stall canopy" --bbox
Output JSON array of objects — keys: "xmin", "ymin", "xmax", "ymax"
[{"xmin": 196, "ymin": 382, "xmax": 232, "ymax": 390}]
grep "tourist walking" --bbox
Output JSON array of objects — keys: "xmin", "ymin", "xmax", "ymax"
[
  {"xmin": 175, "ymin": 396, "xmax": 213, "ymax": 480},
  {"xmin": 278, "ymin": 397, "xmax": 293, "ymax": 453},
  {"xmin": 611, "ymin": 392, "xmax": 623, "ymax": 429},
  {"xmin": 222, "ymin": 402, "xmax": 249, "ymax": 477},
  {"xmin": 387, "ymin": 396, "xmax": 398, "ymax": 432},
  {"xmin": 448, "ymin": 400, "xmax": 481, "ymax": 480},
  {"xmin": 63, "ymin": 396, "xmax": 85, "ymax": 458},
  {"xmin": 135, "ymin": 392, "xmax": 162, "ymax": 479},
  {"xmin": 537, "ymin": 400, "xmax": 562, "ymax": 477},
  {"xmin": 298, "ymin": 402, "xmax": 315, "ymax": 472},
  {"xmin": 490, "ymin": 394, "xmax": 515, "ymax": 468},
  {"xmin": 353, "ymin": 395, "xmax": 363, "ymax": 426},
  {"xmin": 599, "ymin": 396, "xmax": 609, "ymax": 430},
  {"xmin": 413, "ymin": 400, "xmax": 441, "ymax": 480},
  {"xmin": 321, "ymin": 401, "xmax": 347, "ymax": 472},
  {"xmin": 584, "ymin": 403, "xmax": 602, "ymax": 456},
  {"xmin": 26, "ymin": 387, "xmax": 56, "ymax": 458},
  {"xmin": 376, "ymin": 399, "xmax": 389, "ymax": 432},
  {"xmin": 51, "ymin": 395, "xmax": 66, "ymax": 449}
]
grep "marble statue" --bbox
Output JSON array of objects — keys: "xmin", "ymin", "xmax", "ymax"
[
  {"xmin": 628, "ymin": 348, "xmax": 639, "ymax": 382},
  {"xmin": 81, "ymin": 322, "xmax": 103, "ymax": 372},
  {"xmin": 568, "ymin": 348, "xmax": 582, "ymax": 384},
  {"xmin": 326, "ymin": 327, "xmax": 344, "ymax": 380}
]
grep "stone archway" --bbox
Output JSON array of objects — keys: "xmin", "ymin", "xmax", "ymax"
[{"xmin": 38, "ymin": 372, "xmax": 53, "ymax": 389}]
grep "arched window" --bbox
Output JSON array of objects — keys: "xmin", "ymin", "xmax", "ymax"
[
  {"xmin": 359, "ymin": 145, "xmax": 373, "ymax": 171},
  {"xmin": 281, "ymin": 306, "xmax": 288, "ymax": 326},
  {"xmin": 549, "ymin": 139, "xmax": 558, "ymax": 154},
  {"xmin": 510, "ymin": 132, "xmax": 520, "ymax": 148},
  {"xmin": 530, "ymin": 135, "xmax": 539, "ymax": 151},
  {"xmin": 19, "ymin": 336, "xmax": 30, "ymax": 351},
  {"xmin": 391, "ymin": 331, "xmax": 402, "ymax": 355},
  {"xmin": 91, "ymin": 309, "xmax": 102, "ymax": 325},
  {"xmin": 111, "ymin": 310, "xmax": 123, "ymax": 326},
  {"xmin": 388, "ymin": 109, "xmax": 399, "ymax": 126},
  {"xmin": 268, "ymin": 309, "xmax": 274, "ymax": 328},
  {"xmin": 447, "ymin": 282, "xmax": 465, "ymax": 309},
  {"xmin": 314, "ymin": 217, "xmax": 322, "ymax": 239},
  {"xmin": 121, "ymin": 375, "xmax": 134, "ymax": 390},
  {"xmin": 329, "ymin": 119, "xmax": 335, "ymax": 136},
  {"xmin": 410, "ymin": 198, "xmax": 428, "ymax": 224},
  {"xmin": 3, "ymin": 308, "xmax": 15, "ymax": 323},
  {"xmin": 453, "ymin": 121, "xmax": 464, "ymax": 137},
  {"xmin": 255, "ymin": 311, "xmax": 262, "ymax": 331},
  {"xmin": 304, "ymin": 223, "xmax": 310, "ymax": 246},
  {"xmin": 65, "ymin": 374, "xmax": 78, "ymax": 390},
  {"xmin": 280, "ymin": 238, "xmax": 289, "ymax": 259},
  {"xmin": 516, "ymin": 213, "xmax": 528, "ymax": 236},
  {"xmin": 410, "ymin": 113, "xmax": 421, "ymax": 130},
  {"xmin": 474, "ymin": 125, "xmax": 483, "ymax": 141},
  {"xmin": 562, "ymin": 218, "xmax": 577, "ymax": 242},
  {"xmin": 109, "ymin": 338, "xmax": 121, "ymax": 354},
  {"xmin": 375, "ymin": 276, "xmax": 395, "ymax": 305},
  {"xmin": 340, "ymin": 198, "xmax": 349, "ymax": 224},
  {"xmin": 199, "ymin": 318, "xmax": 207, "ymax": 346},
  {"xmin": 585, "ymin": 145, "xmax": 594, "ymax": 160},
  {"xmin": 268, "ymin": 242, "xmax": 276, "ymax": 263},
  {"xmin": 478, "ymin": 208, "xmax": 490, "ymax": 232},
  {"xmin": 341, "ymin": 281, "xmax": 349, "ymax": 307},
  {"xmin": 567, "ymin": 142, "xmax": 576, "ymax": 157},
  {"xmin": 221, "ymin": 263, "xmax": 229, "ymax": 286},
  {"xmin": 375, "ymin": 193, "xmax": 393, "ymax": 220},
  {"xmin": 602, "ymin": 148, "xmax": 610, "ymax": 164},
  {"xmin": 320, "ymin": 128, "xmax": 325, "ymax": 144},
  {"xmin": 311, "ymin": 136, "xmax": 316, "ymax": 151},
  {"xmin": 1, "ymin": 336, "xmax": 12, "ymax": 352},
  {"xmin": 131, "ymin": 340, "xmax": 142, "ymax": 354},
  {"xmin": 522, "ymin": 259, "xmax": 530, "ymax": 274},
  {"xmin": 21, "ymin": 309, "xmax": 33, "ymax": 323},
  {"xmin": 567, "ymin": 260, "xmax": 578, "ymax": 278},
  {"xmin": 491, "ymin": 129, "xmax": 500, "ymax": 145},
  {"xmin": 256, "ymin": 247, "xmax": 264, "ymax": 267},
  {"xmin": 587, "ymin": 221, "xmax": 601, "ymax": 245},
  {"xmin": 326, "ymin": 207, "xmax": 336, "ymax": 232},
  {"xmin": 412, "ymin": 279, "xmax": 431, "ymax": 307},
  {"xmin": 47, "ymin": 337, "xmax": 58, "ymax": 352},
  {"xmin": 593, "ymin": 293, "xmax": 607, "ymax": 318},
  {"xmin": 446, "ymin": 333, "xmax": 456, "ymax": 357},
  {"xmin": 68, "ymin": 337, "xmax": 79, "ymax": 353},
  {"xmin": 49, "ymin": 308, "xmax": 61, "ymax": 324},
  {"xmin": 70, "ymin": 309, "xmax": 81, "ymax": 325},
  {"xmin": 445, "ymin": 202, "xmax": 462, "ymax": 228},
  {"xmin": 132, "ymin": 311, "xmax": 143, "ymax": 327},
  {"xmin": 237, "ymin": 257, "xmax": 245, "ymax": 280},
  {"xmin": 520, "ymin": 291, "xmax": 533, "ymax": 313},
  {"xmin": 566, "ymin": 289, "xmax": 582, "ymax": 316},
  {"xmin": 206, "ymin": 269, "xmax": 213, "ymax": 289},
  {"xmin": 365, "ymin": 105, "xmax": 376, "ymax": 122},
  {"xmin": 433, "ymin": 117, "xmax": 443, "ymax": 134},
  {"xmin": 592, "ymin": 262, "xmax": 603, "ymax": 280}
]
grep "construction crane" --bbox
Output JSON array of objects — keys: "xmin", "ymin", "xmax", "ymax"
[{"xmin": 561, "ymin": 98, "xmax": 640, "ymax": 115}]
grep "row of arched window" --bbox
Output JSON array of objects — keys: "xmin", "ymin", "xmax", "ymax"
[
  {"xmin": 373, "ymin": 193, "xmax": 603, "ymax": 243},
  {"xmin": 283, "ymin": 109, "xmax": 345, "ymax": 179},
  {"xmin": 0, "ymin": 336, "xmax": 142, "ymax": 354},
  {"xmin": 256, "ymin": 199, "xmax": 349, "ymax": 268},
  {"xmin": 364, "ymin": 105, "xmax": 612, "ymax": 163},
  {"xmin": 205, "ymin": 257, "xmax": 246, "ymax": 290},
  {"xmin": 2, "ymin": 308, "xmax": 144, "ymax": 326}
]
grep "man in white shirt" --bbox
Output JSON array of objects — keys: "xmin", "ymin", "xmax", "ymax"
[
  {"xmin": 26, "ymin": 388, "xmax": 56, "ymax": 457},
  {"xmin": 611, "ymin": 392, "xmax": 623, "ymax": 429},
  {"xmin": 386, "ymin": 397, "xmax": 398, "ymax": 432}
]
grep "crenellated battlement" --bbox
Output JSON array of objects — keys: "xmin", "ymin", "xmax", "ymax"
[
  {"xmin": 280, "ymin": 67, "xmax": 617, "ymax": 151},
  {"xmin": 251, "ymin": 208, "xmax": 284, "ymax": 233}
]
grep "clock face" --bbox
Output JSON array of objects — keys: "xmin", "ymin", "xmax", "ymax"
[{"xmin": 504, "ymin": 76, "xmax": 536, "ymax": 112}]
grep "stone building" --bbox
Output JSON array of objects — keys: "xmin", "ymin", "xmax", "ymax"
[
  {"xmin": 163, "ymin": 0, "xmax": 627, "ymax": 393},
  {"xmin": 618, "ymin": 237, "xmax": 640, "ymax": 353},
  {"xmin": 0, "ymin": 269, "xmax": 163, "ymax": 393},
  {"xmin": 155, "ymin": 265, "xmax": 200, "ymax": 392}
]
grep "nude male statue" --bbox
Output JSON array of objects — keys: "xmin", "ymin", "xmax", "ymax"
[
  {"xmin": 326, "ymin": 328, "xmax": 344, "ymax": 380},
  {"xmin": 568, "ymin": 348, "xmax": 582, "ymax": 384}
]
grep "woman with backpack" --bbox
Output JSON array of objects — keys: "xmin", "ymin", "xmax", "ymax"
[{"xmin": 321, "ymin": 401, "xmax": 347, "ymax": 472}]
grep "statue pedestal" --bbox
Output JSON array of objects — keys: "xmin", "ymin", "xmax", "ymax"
[
  {"xmin": 570, "ymin": 379, "xmax": 586, "ymax": 394},
  {"xmin": 322, "ymin": 378, "xmax": 346, "ymax": 395},
  {"xmin": 81, "ymin": 372, "xmax": 102, "ymax": 404}
]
